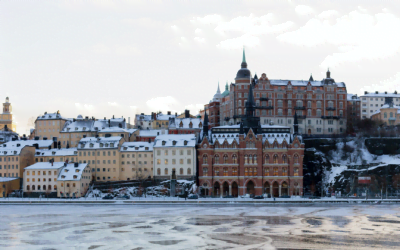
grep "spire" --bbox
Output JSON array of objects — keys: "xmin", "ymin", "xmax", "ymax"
[
  {"xmin": 241, "ymin": 47, "xmax": 247, "ymax": 69},
  {"xmin": 309, "ymin": 74, "xmax": 314, "ymax": 82},
  {"xmin": 216, "ymin": 82, "xmax": 221, "ymax": 94}
]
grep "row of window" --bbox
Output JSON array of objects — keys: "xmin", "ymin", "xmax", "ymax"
[
  {"xmin": 156, "ymin": 159, "xmax": 192, "ymax": 165},
  {"xmin": 156, "ymin": 168, "xmax": 192, "ymax": 175}
]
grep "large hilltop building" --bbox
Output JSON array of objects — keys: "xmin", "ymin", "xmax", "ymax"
[
  {"xmin": 198, "ymin": 83, "xmax": 305, "ymax": 197},
  {"xmin": 211, "ymin": 50, "xmax": 347, "ymax": 136}
]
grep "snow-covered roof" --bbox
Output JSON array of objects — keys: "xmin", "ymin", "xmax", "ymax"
[
  {"xmin": 0, "ymin": 177, "xmax": 19, "ymax": 182},
  {"xmin": 268, "ymin": 79, "xmax": 346, "ymax": 88},
  {"xmin": 36, "ymin": 112, "xmax": 67, "ymax": 120},
  {"xmin": 120, "ymin": 142, "xmax": 154, "ymax": 152},
  {"xmin": 78, "ymin": 136, "xmax": 123, "ymax": 149},
  {"xmin": 35, "ymin": 148, "xmax": 78, "ymax": 157},
  {"xmin": 169, "ymin": 118, "xmax": 202, "ymax": 129},
  {"xmin": 139, "ymin": 129, "xmax": 164, "ymax": 137},
  {"xmin": 347, "ymin": 94, "xmax": 360, "ymax": 101},
  {"xmin": 57, "ymin": 163, "xmax": 88, "ymax": 181},
  {"xmin": 25, "ymin": 162, "xmax": 67, "ymax": 170},
  {"xmin": 154, "ymin": 134, "xmax": 196, "ymax": 148},
  {"xmin": 361, "ymin": 92, "xmax": 400, "ymax": 98}
]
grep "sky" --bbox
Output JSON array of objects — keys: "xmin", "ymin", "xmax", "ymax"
[{"xmin": 2, "ymin": 0, "xmax": 400, "ymax": 135}]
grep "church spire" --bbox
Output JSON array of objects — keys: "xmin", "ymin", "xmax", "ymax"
[{"xmin": 241, "ymin": 47, "xmax": 247, "ymax": 69}]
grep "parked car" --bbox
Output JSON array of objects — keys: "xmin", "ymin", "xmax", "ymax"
[
  {"xmin": 102, "ymin": 194, "xmax": 114, "ymax": 200},
  {"xmin": 279, "ymin": 195, "xmax": 291, "ymax": 198},
  {"xmin": 187, "ymin": 194, "xmax": 198, "ymax": 199},
  {"xmin": 253, "ymin": 195, "xmax": 264, "ymax": 199},
  {"xmin": 223, "ymin": 195, "xmax": 234, "ymax": 198}
]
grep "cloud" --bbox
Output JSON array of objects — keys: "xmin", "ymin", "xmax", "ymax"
[
  {"xmin": 295, "ymin": 5, "xmax": 314, "ymax": 15},
  {"xmin": 277, "ymin": 10, "xmax": 400, "ymax": 68},
  {"xmin": 214, "ymin": 14, "xmax": 293, "ymax": 49},
  {"xmin": 146, "ymin": 96, "xmax": 179, "ymax": 112},
  {"xmin": 217, "ymin": 34, "xmax": 260, "ymax": 50},
  {"xmin": 361, "ymin": 72, "xmax": 400, "ymax": 93},
  {"xmin": 191, "ymin": 14, "xmax": 222, "ymax": 24},
  {"xmin": 318, "ymin": 10, "xmax": 339, "ymax": 19}
]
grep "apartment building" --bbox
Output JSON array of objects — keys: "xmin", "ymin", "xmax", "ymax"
[
  {"xmin": 0, "ymin": 97, "xmax": 17, "ymax": 132},
  {"xmin": 360, "ymin": 91, "xmax": 400, "ymax": 119},
  {"xmin": 153, "ymin": 134, "xmax": 196, "ymax": 181},
  {"xmin": 0, "ymin": 143, "xmax": 35, "ymax": 178},
  {"xmin": 23, "ymin": 162, "xmax": 65, "ymax": 197},
  {"xmin": 77, "ymin": 136, "xmax": 125, "ymax": 182},
  {"xmin": 34, "ymin": 148, "xmax": 78, "ymax": 163},
  {"xmin": 217, "ymin": 50, "xmax": 347, "ymax": 135},
  {"xmin": 34, "ymin": 111, "xmax": 69, "ymax": 140},
  {"xmin": 120, "ymin": 142, "xmax": 154, "ymax": 180},
  {"xmin": 57, "ymin": 163, "xmax": 91, "ymax": 198}
]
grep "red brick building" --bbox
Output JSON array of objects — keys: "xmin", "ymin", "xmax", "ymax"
[{"xmin": 198, "ymin": 84, "xmax": 305, "ymax": 197}]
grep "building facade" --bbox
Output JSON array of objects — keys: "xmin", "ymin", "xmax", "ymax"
[
  {"xmin": 198, "ymin": 84, "xmax": 305, "ymax": 197},
  {"xmin": 360, "ymin": 91, "xmax": 400, "ymax": 119},
  {"xmin": 153, "ymin": 134, "xmax": 196, "ymax": 181},
  {"xmin": 218, "ymin": 50, "xmax": 347, "ymax": 135}
]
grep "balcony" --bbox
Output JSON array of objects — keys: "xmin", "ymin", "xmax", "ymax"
[
  {"xmin": 260, "ymin": 97, "xmax": 269, "ymax": 101},
  {"xmin": 294, "ymin": 106, "xmax": 306, "ymax": 110},
  {"xmin": 326, "ymin": 107, "xmax": 336, "ymax": 111},
  {"xmin": 255, "ymin": 105, "xmax": 274, "ymax": 109},
  {"xmin": 321, "ymin": 116, "xmax": 341, "ymax": 120}
]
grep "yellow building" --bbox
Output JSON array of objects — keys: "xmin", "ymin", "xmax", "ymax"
[
  {"xmin": 371, "ymin": 103, "xmax": 400, "ymax": 126},
  {"xmin": 57, "ymin": 163, "xmax": 91, "ymax": 198},
  {"xmin": 34, "ymin": 111, "xmax": 69, "ymax": 141},
  {"xmin": 77, "ymin": 136, "xmax": 125, "ymax": 182},
  {"xmin": 0, "ymin": 143, "xmax": 35, "ymax": 178},
  {"xmin": 120, "ymin": 142, "xmax": 154, "ymax": 181},
  {"xmin": 0, "ymin": 177, "xmax": 20, "ymax": 197},
  {"xmin": 35, "ymin": 148, "xmax": 78, "ymax": 163},
  {"xmin": 0, "ymin": 97, "xmax": 16, "ymax": 132}
]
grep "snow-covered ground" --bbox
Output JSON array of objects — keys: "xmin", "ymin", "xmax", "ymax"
[{"xmin": 1, "ymin": 204, "xmax": 400, "ymax": 249}]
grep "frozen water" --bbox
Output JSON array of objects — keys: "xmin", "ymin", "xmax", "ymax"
[{"xmin": 0, "ymin": 204, "xmax": 400, "ymax": 249}]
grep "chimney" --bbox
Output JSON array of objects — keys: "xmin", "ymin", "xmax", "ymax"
[
  {"xmin": 185, "ymin": 110, "xmax": 190, "ymax": 118},
  {"xmin": 167, "ymin": 111, "xmax": 171, "ymax": 115}
]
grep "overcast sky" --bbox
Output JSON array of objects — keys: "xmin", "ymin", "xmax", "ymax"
[{"xmin": 2, "ymin": 0, "xmax": 400, "ymax": 135}]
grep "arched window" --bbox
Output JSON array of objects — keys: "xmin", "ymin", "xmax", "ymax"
[
  {"xmin": 203, "ymin": 155, "xmax": 208, "ymax": 164},
  {"xmin": 294, "ymin": 155, "xmax": 299, "ymax": 164},
  {"xmin": 273, "ymin": 154, "xmax": 278, "ymax": 164},
  {"xmin": 215, "ymin": 155, "xmax": 219, "ymax": 164},
  {"xmin": 282, "ymin": 155, "xmax": 287, "ymax": 164},
  {"xmin": 282, "ymin": 168, "xmax": 287, "ymax": 176},
  {"xmin": 232, "ymin": 167, "xmax": 237, "ymax": 176},
  {"xmin": 157, "ymin": 168, "xmax": 161, "ymax": 175},
  {"xmin": 215, "ymin": 167, "xmax": 220, "ymax": 176},
  {"xmin": 273, "ymin": 167, "xmax": 278, "ymax": 176},
  {"xmin": 223, "ymin": 155, "xmax": 228, "ymax": 164},
  {"xmin": 26, "ymin": 185, "xmax": 30, "ymax": 191},
  {"xmin": 203, "ymin": 167, "xmax": 208, "ymax": 176},
  {"xmin": 223, "ymin": 168, "xmax": 228, "ymax": 176},
  {"xmin": 244, "ymin": 167, "xmax": 248, "ymax": 176},
  {"xmin": 32, "ymin": 185, "xmax": 36, "ymax": 190},
  {"xmin": 294, "ymin": 168, "xmax": 299, "ymax": 176},
  {"xmin": 265, "ymin": 155, "xmax": 270, "ymax": 164},
  {"xmin": 253, "ymin": 155, "xmax": 257, "ymax": 164},
  {"xmin": 187, "ymin": 168, "xmax": 191, "ymax": 175},
  {"xmin": 164, "ymin": 168, "xmax": 168, "ymax": 175},
  {"xmin": 264, "ymin": 168, "xmax": 269, "ymax": 176},
  {"xmin": 180, "ymin": 168, "xmax": 183, "ymax": 175},
  {"xmin": 232, "ymin": 155, "xmax": 237, "ymax": 164}
]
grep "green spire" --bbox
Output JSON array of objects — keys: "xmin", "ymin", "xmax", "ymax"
[{"xmin": 242, "ymin": 47, "xmax": 246, "ymax": 63}]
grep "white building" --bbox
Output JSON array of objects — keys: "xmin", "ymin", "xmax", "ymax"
[
  {"xmin": 360, "ymin": 91, "xmax": 400, "ymax": 119},
  {"xmin": 153, "ymin": 134, "xmax": 196, "ymax": 180}
]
